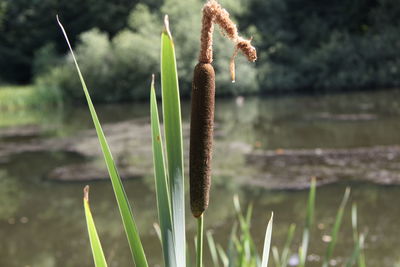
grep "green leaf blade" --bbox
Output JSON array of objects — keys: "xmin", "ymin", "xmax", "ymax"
[
  {"xmin": 161, "ymin": 15, "xmax": 186, "ymax": 267},
  {"xmin": 83, "ymin": 186, "xmax": 108, "ymax": 267},
  {"xmin": 261, "ymin": 212, "xmax": 274, "ymax": 267},
  {"xmin": 322, "ymin": 187, "xmax": 351, "ymax": 267},
  {"xmin": 299, "ymin": 177, "xmax": 316, "ymax": 267},
  {"xmin": 150, "ymin": 76, "xmax": 176, "ymax": 267},
  {"xmin": 57, "ymin": 17, "xmax": 148, "ymax": 267}
]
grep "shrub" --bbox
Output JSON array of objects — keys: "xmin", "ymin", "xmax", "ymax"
[{"xmin": 36, "ymin": 0, "xmax": 259, "ymax": 103}]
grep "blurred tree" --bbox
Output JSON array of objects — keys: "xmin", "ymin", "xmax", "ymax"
[
  {"xmin": 244, "ymin": 0, "xmax": 400, "ymax": 92},
  {"xmin": 38, "ymin": 0, "xmax": 259, "ymax": 103},
  {"xmin": 0, "ymin": 0, "xmax": 163, "ymax": 83}
]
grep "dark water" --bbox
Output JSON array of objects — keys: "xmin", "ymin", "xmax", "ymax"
[{"xmin": 1, "ymin": 90, "xmax": 400, "ymax": 266}]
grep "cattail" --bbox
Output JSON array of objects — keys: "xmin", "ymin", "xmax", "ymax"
[
  {"xmin": 190, "ymin": 63, "xmax": 215, "ymax": 218},
  {"xmin": 190, "ymin": 0, "xmax": 257, "ymax": 218}
]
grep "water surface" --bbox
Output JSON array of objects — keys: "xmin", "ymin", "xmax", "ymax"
[{"xmin": 1, "ymin": 90, "xmax": 400, "ymax": 266}]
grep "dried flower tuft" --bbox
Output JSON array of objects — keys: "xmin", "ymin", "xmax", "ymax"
[{"xmin": 199, "ymin": 0, "xmax": 257, "ymax": 77}]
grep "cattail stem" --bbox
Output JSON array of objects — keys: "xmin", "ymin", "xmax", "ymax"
[{"xmin": 196, "ymin": 215, "xmax": 204, "ymax": 267}]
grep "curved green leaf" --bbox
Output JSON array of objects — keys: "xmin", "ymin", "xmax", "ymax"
[
  {"xmin": 161, "ymin": 15, "xmax": 185, "ymax": 267},
  {"xmin": 83, "ymin": 186, "xmax": 108, "ymax": 267},
  {"xmin": 150, "ymin": 75, "xmax": 176, "ymax": 267},
  {"xmin": 57, "ymin": 16, "xmax": 148, "ymax": 267}
]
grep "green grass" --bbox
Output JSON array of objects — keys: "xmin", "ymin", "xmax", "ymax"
[
  {"xmin": 0, "ymin": 84, "xmax": 63, "ymax": 128},
  {"xmin": 0, "ymin": 85, "xmax": 35, "ymax": 111}
]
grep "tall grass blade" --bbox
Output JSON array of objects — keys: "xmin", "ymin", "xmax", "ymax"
[
  {"xmin": 261, "ymin": 212, "xmax": 273, "ymax": 267},
  {"xmin": 217, "ymin": 244, "xmax": 229, "ymax": 267},
  {"xmin": 206, "ymin": 231, "xmax": 219, "ymax": 267},
  {"xmin": 150, "ymin": 75, "xmax": 176, "ymax": 267},
  {"xmin": 322, "ymin": 187, "xmax": 351, "ymax": 267},
  {"xmin": 281, "ymin": 224, "xmax": 296, "ymax": 267},
  {"xmin": 272, "ymin": 247, "xmax": 281, "ymax": 267},
  {"xmin": 161, "ymin": 15, "xmax": 186, "ymax": 267},
  {"xmin": 299, "ymin": 177, "xmax": 316, "ymax": 267},
  {"xmin": 83, "ymin": 186, "xmax": 108, "ymax": 267},
  {"xmin": 351, "ymin": 204, "xmax": 366, "ymax": 267},
  {"xmin": 228, "ymin": 223, "xmax": 238, "ymax": 267},
  {"xmin": 57, "ymin": 16, "xmax": 148, "ymax": 267},
  {"xmin": 345, "ymin": 234, "xmax": 365, "ymax": 267}
]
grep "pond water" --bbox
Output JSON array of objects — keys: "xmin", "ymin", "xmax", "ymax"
[{"xmin": 1, "ymin": 89, "xmax": 400, "ymax": 266}]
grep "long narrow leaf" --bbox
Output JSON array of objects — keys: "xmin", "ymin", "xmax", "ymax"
[
  {"xmin": 150, "ymin": 75, "xmax": 176, "ymax": 267},
  {"xmin": 228, "ymin": 223, "xmax": 238, "ymax": 267},
  {"xmin": 206, "ymin": 231, "xmax": 219, "ymax": 267},
  {"xmin": 261, "ymin": 212, "xmax": 274, "ymax": 267},
  {"xmin": 217, "ymin": 244, "xmax": 229, "ymax": 267},
  {"xmin": 161, "ymin": 15, "xmax": 185, "ymax": 267},
  {"xmin": 271, "ymin": 247, "xmax": 281, "ymax": 267},
  {"xmin": 83, "ymin": 186, "xmax": 108, "ymax": 267},
  {"xmin": 322, "ymin": 187, "xmax": 351, "ymax": 267},
  {"xmin": 345, "ymin": 234, "xmax": 365, "ymax": 267},
  {"xmin": 281, "ymin": 224, "xmax": 296, "ymax": 267},
  {"xmin": 57, "ymin": 16, "xmax": 148, "ymax": 267},
  {"xmin": 299, "ymin": 177, "xmax": 316, "ymax": 267},
  {"xmin": 351, "ymin": 204, "xmax": 366, "ymax": 267}
]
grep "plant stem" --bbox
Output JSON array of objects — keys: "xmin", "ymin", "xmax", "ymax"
[{"xmin": 196, "ymin": 214, "xmax": 204, "ymax": 267}]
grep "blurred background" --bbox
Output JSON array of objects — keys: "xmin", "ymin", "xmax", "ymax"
[{"xmin": 1, "ymin": 0, "xmax": 400, "ymax": 266}]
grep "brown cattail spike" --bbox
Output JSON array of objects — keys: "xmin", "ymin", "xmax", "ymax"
[
  {"xmin": 190, "ymin": 0, "xmax": 257, "ymax": 218},
  {"xmin": 190, "ymin": 63, "xmax": 215, "ymax": 218}
]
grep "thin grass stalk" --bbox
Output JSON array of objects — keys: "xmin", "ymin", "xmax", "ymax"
[
  {"xmin": 322, "ymin": 187, "xmax": 351, "ymax": 267},
  {"xmin": 351, "ymin": 204, "xmax": 366, "ymax": 267},
  {"xmin": 206, "ymin": 231, "xmax": 220, "ymax": 267},
  {"xmin": 299, "ymin": 177, "xmax": 316, "ymax": 267},
  {"xmin": 217, "ymin": 244, "xmax": 229, "ymax": 267},
  {"xmin": 345, "ymin": 234, "xmax": 365, "ymax": 267},
  {"xmin": 228, "ymin": 223, "xmax": 238, "ymax": 267},
  {"xmin": 272, "ymin": 247, "xmax": 281, "ymax": 267},
  {"xmin": 281, "ymin": 224, "xmax": 296, "ymax": 267}
]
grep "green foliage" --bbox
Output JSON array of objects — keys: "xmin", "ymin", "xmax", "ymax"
[
  {"xmin": 0, "ymin": 0, "xmax": 149, "ymax": 82},
  {"xmin": 0, "ymin": 85, "xmax": 35, "ymax": 111},
  {"xmin": 209, "ymin": 183, "xmax": 365, "ymax": 267},
  {"xmin": 35, "ymin": 0, "xmax": 258, "ymax": 103},
  {"xmin": 3, "ymin": 0, "xmax": 400, "ymax": 94},
  {"xmin": 247, "ymin": 0, "xmax": 400, "ymax": 93}
]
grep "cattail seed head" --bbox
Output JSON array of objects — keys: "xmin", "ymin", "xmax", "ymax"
[
  {"xmin": 190, "ymin": 63, "xmax": 215, "ymax": 218},
  {"xmin": 190, "ymin": 0, "xmax": 257, "ymax": 218}
]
